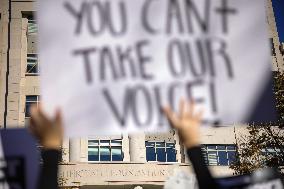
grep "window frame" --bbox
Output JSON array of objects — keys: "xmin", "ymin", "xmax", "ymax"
[
  {"xmin": 27, "ymin": 18, "xmax": 37, "ymax": 35},
  {"xmin": 202, "ymin": 144, "xmax": 237, "ymax": 166},
  {"xmin": 88, "ymin": 139, "xmax": 123, "ymax": 162},
  {"xmin": 145, "ymin": 141, "xmax": 177, "ymax": 163},
  {"xmin": 25, "ymin": 95, "xmax": 40, "ymax": 118},
  {"xmin": 270, "ymin": 38, "xmax": 276, "ymax": 56},
  {"xmin": 26, "ymin": 54, "xmax": 40, "ymax": 75},
  {"xmin": 261, "ymin": 147, "xmax": 284, "ymax": 165}
]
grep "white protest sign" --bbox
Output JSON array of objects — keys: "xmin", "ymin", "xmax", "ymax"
[{"xmin": 38, "ymin": 0, "xmax": 272, "ymax": 136}]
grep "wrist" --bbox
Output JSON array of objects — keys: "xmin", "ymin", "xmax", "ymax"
[
  {"xmin": 41, "ymin": 139, "xmax": 61, "ymax": 150},
  {"xmin": 184, "ymin": 138, "xmax": 200, "ymax": 149}
]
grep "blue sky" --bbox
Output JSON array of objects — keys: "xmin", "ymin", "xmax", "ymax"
[{"xmin": 272, "ymin": 0, "xmax": 284, "ymax": 42}]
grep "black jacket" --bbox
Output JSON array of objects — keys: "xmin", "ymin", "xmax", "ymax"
[
  {"xmin": 38, "ymin": 150, "xmax": 60, "ymax": 189},
  {"xmin": 187, "ymin": 146, "xmax": 219, "ymax": 189}
]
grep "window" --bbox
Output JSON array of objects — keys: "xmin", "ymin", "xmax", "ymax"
[
  {"xmin": 145, "ymin": 141, "xmax": 176, "ymax": 162},
  {"xmin": 22, "ymin": 12, "xmax": 37, "ymax": 35},
  {"xmin": 280, "ymin": 44, "xmax": 284, "ymax": 56},
  {"xmin": 88, "ymin": 139, "xmax": 123, "ymax": 162},
  {"xmin": 270, "ymin": 38, "xmax": 276, "ymax": 56},
  {"xmin": 28, "ymin": 18, "xmax": 37, "ymax": 35},
  {"xmin": 26, "ymin": 54, "xmax": 39, "ymax": 74},
  {"xmin": 25, "ymin": 95, "xmax": 40, "ymax": 118},
  {"xmin": 262, "ymin": 147, "xmax": 281, "ymax": 157},
  {"xmin": 202, "ymin": 145, "xmax": 236, "ymax": 166},
  {"xmin": 261, "ymin": 147, "xmax": 284, "ymax": 165}
]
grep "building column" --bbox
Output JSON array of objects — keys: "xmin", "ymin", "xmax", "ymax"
[
  {"xmin": 122, "ymin": 133, "xmax": 130, "ymax": 162},
  {"xmin": 80, "ymin": 138, "xmax": 88, "ymax": 162},
  {"xmin": 174, "ymin": 130, "xmax": 183, "ymax": 163},
  {"xmin": 129, "ymin": 133, "xmax": 146, "ymax": 163},
  {"xmin": 69, "ymin": 138, "xmax": 81, "ymax": 162},
  {"xmin": 267, "ymin": 0, "xmax": 284, "ymax": 71},
  {"xmin": 0, "ymin": 0, "xmax": 8, "ymax": 128},
  {"xmin": 61, "ymin": 138, "xmax": 70, "ymax": 163}
]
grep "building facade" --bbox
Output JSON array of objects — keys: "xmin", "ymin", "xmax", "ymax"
[
  {"xmin": 267, "ymin": 0, "xmax": 284, "ymax": 71},
  {"xmin": 0, "ymin": 0, "xmax": 283, "ymax": 189}
]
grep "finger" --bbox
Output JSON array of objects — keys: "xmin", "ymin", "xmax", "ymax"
[
  {"xmin": 177, "ymin": 130, "xmax": 185, "ymax": 143},
  {"xmin": 188, "ymin": 99, "xmax": 195, "ymax": 118},
  {"xmin": 28, "ymin": 117, "xmax": 37, "ymax": 136},
  {"xmin": 37, "ymin": 105, "xmax": 50, "ymax": 124},
  {"xmin": 55, "ymin": 109, "xmax": 64, "ymax": 134},
  {"xmin": 163, "ymin": 106, "xmax": 179, "ymax": 129},
  {"xmin": 179, "ymin": 99, "xmax": 186, "ymax": 118},
  {"xmin": 30, "ymin": 105, "xmax": 42, "ymax": 127},
  {"xmin": 195, "ymin": 109, "xmax": 204, "ymax": 123},
  {"xmin": 30, "ymin": 104, "xmax": 37, "ymax": 116},
  {"xmin": 55, "ymin": 109, "xmax": 62, "ymax": 125}
]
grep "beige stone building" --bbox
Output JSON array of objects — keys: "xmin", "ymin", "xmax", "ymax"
[
  {"xmin": 0, "ymin": 0, "xmax": 283, "ymax": 189},
  {"xmin": 267, "ymin": 0, "xmax": 284, "ymax": 72}
]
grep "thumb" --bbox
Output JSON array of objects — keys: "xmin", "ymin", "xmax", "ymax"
[
  {"xmin": 163, "ymin": 106, "xmax": 179, "ymax": 129},
  {"xmin": 55, "ymin": 109, "xmax": 63, "ymax": 133}
]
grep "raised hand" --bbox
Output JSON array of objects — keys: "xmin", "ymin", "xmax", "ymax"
[
  {"xmin": 163, "ymin": 99, "xmax": 203, "ymax": 148},
  {"xmin": 29, "ymin": 105, "xmax": 63, "ymax": 150}
]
